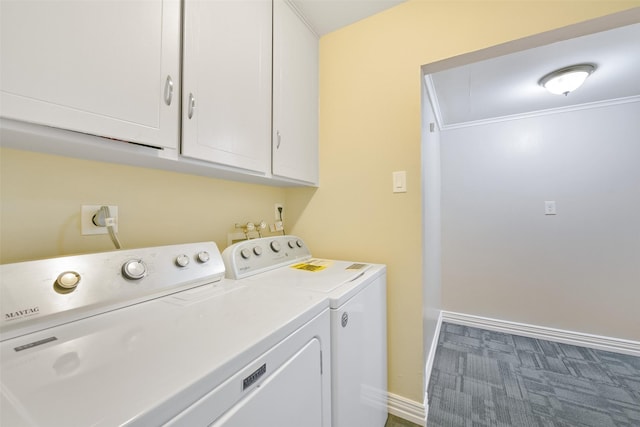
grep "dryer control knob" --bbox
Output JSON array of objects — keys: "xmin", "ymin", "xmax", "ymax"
[
  {"xmin": 253, "ymin": 246, "xmax": 263, "ymax": 256},
  {"xmin": 175, "ymin": 254, "xmax": 190, "ymax": 267},
  {"xmin": 197, "ymin": 251, "xmax": 210, "ymax": 263},
  {"xmin": 240, "ymin": 248, "xmax": 251, "ymax": 259},
  {"xmin": 56, "ymin": 271, "xmax": 81, "ymax": 290},
  {"xmin": 288, "ymin": 240, "xmax": 296, "ymax": 249},
  {"xmin": 122, "ymin": 260, "xmax": 147, "ymax": 280},
  {"xmin": 270, "ymin": 241, "xmax": 281, "ymax": 253},
  {"xmin": 296, "ymin": 239, "xmax": 303, "ymax": 248}
]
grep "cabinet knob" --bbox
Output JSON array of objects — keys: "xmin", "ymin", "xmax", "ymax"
[
  {"xmin": 188, "ymin": 93, "xmax": 196, "ymax": 119},
  {"xmin": 164, "ymin": 75, "xmax": 174, "ymax": 106}
]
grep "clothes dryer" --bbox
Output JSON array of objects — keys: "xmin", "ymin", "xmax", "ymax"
[
  {"xmin": 223, "ymin": 235, "xmax": 388, "ymax": 427},
  {"xmin": 1, "ymin": 242, "xmax": 331, "ymax": 427}
]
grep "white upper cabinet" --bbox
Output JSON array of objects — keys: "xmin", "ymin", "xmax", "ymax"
[
  {"xmin": 272, "ymin": 0, "xmax": 319, "ymax": 185},
  {"xmin": 1, "ymin": 0, "xmax": 318, "ymax": 186},
  {"xmin": 181, "ymin": 0, "xmax": 272, "ymax": 175},
  {"xmin": 0, "ymin": 0, "xmax": 180, "ymax": 150}
]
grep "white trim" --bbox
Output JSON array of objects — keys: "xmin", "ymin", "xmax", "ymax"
[
  {"xmin": 282, "ymin": 0, "xmax": 319, "ymax": 37},
  {"xmin": 423, "ymin": 74, "xmax": 444, "ymax": 131},
  {"xmin": 441, "ymin": 311, "xmax": 640, "ymax": 357},
  {"xmin": 436, "ymin": 95, "xmax": 640, "ymax": 131},
  {"xmin": 387, "ymin": 392, "xmax": 426, "ymax": 426},
  {"xmin": 423, "ymin": 310, "xmax": 443, "ymax": 417}
]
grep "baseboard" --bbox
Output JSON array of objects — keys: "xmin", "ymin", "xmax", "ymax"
[
  {"xmin": 422, "ymin": 310, "xmax": 443, "ymax": 417},
  {"xmin": 387, "ymin": 392, "xmax": 426, "ymax": 426},
  {"xmin": 441, "ymin": 311, "xmax": 640, "ymax": 357}
]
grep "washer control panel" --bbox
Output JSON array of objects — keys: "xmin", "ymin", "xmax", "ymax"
[
  {"xmin": 0, "ymin": 242, "xmax": 225, "ymax": 341},
  {"xmin": 222, "ymin": 235, "xmax": 311, "ymax": 279}
]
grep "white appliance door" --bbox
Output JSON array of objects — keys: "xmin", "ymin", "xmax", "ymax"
[
  {"xmin": 211, "ymin": 339, "xmax": 323, "ymax": 427},
  {"xmin": 168, "ymin": 338, "xmax": 324, "ymax": 427},
  {"xmin": 332, "ymin": 275, "xmax": 388, "ymax": 427}
]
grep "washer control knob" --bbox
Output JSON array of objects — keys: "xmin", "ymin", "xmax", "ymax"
[
  {"xmin": 253, "ymin": 246, "xmax": 263, "ymax": 256},
  {"xmin": 197, "ymin": 251, "xmax": 210, "ymax": 263},
  {"xmin": 175, "ymin": 254, "xmax": 190, "ymax": 267},
  {"xmin": 240, "ymin": 248, "xmax": 251, "ymax": 260},
  {"xmin": 288, "ymin": 240, "xmax": 296, "ymax": 249},
  {"xmin": 122, "ymin": 260, "xmax": 147, "ymax": 280},
  {"xmin": 56, "ymin": 271, "xmax": 81, "ymax": 290},
  {"xmin": 296, "ymin": 239, "xmax": 303, "ymax": 248},
  {"xmin": 270, "ymin": 241, "xmax": 281, "ymax": 253}
]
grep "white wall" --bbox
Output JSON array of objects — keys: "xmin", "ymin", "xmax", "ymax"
[
  {"xmin": 440, "ymin": 100, "xmax": 640, "ymax": 341},
  {"xmin": 421, "ymin": 78, "xmax": 441, "ymax": 404}
]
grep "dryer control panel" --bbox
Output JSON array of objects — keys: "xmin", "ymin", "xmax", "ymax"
[
  {"xmin": 0, "ymin": 242, "xmax": 225, "ymax": 342},
  {"xmin": 222, "ymin": 235, "xmax": 311, "ymax": 279}
]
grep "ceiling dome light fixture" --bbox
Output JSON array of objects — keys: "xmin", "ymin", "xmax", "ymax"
[{"xmin": 539, "ymin": 64, "xmax": 596, "ymax": 96}]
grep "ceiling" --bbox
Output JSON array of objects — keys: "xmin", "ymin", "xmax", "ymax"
[
  {"xmin": 291, "ymin": 0, "xmax": 405, "ymax": 36},
  {"xmin": 427, "ymin": 23, "xmax": 640, "ymax": 127},
  {"xmin": 290, "ymin": 3, "xmax": 639, "ymax": 127}
]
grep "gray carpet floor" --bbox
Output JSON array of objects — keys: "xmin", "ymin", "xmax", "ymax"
[{"xmin": 427, "ymin": 322, "xmax": 640, "ymax": 427}]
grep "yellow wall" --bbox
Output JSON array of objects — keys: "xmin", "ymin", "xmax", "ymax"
[
  {"xmin": 0, "ymin": 148, "xmax": 286, "ymax": 263},
  {"xmin": 289, "ymin": 1, "xmax": 640, "ymax": 403}
]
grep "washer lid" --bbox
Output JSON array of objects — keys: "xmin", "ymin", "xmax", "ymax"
[{"xmin": 245, "ymin": 260, "xmax": 386, "ymax": 307}]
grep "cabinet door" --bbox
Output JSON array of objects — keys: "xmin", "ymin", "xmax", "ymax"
[
  {"xmin": 182, "ymin": 0, "xmax": 272, "ymax": 174},
  {"xmin": 272, "ymin": 1, "xmax": 319, "ymax": 185},
  {"xmin": 0, "ymin": 0, "xmax": 180, "ymax": 150}
]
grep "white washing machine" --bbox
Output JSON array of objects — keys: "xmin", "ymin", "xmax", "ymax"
[
  {"xmin": 223, "ymin": 235, "xmax": 388, "ymax": 427},
  {"xmin": 1, "ymin": 242, "xmax": 331, "ymax": 426}
]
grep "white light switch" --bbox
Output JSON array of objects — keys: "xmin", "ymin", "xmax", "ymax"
[
  {"xmin": 393, "ymin": 171, "xmax": 407, "ymax": 193},
  {"xmin": 544, "ymin": 201, "xmax": 557, "ymax": 215}
]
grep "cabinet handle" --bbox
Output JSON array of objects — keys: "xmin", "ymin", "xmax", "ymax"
[
  {"xmin": 276, "ymin": 130, "xmax": 281, "ymax": 149},
  {"xmin": 188, "ymin": 93, "xmax": 195, "ymax": 119},
  {"xmin": 164, "ymin": 75, "xmax": 174, "ymax": 106}
]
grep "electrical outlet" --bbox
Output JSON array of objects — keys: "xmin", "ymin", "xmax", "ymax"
[
  {"xmin": 275, "ymin": 203, "xmax": 284, "ymax": 220},
  {"xmin": 81, "ymin": 205, "xmax": 118, "ymax": 235},
  {"xmin": 544, "ymin": 201, "xmax": 557, "ymax": 215}
]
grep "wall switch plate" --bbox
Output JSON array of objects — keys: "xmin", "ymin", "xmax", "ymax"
[
  {"xmin": 81, "ymin": 205, "xmax": 118, "ymax": 235},
  {"xmin": 393, "ymin": 171, "xmax": 407, "ymax": 193},
  {"xmin": 544, "ymin": 201, "xmax": 557, "ymax": 215}
]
